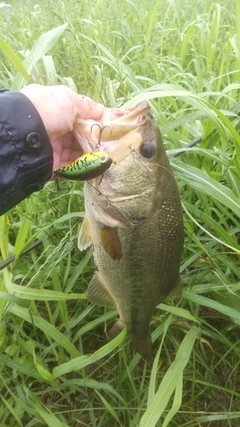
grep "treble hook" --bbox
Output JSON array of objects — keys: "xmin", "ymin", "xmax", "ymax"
[{"xmin": 90, "ymin": 124, "xmax": 112, "ymax": 150}]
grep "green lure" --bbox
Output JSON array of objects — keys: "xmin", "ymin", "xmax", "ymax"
[{"xmin": 54, "ymin": 150, "xmax": 112, "ymax": 181}]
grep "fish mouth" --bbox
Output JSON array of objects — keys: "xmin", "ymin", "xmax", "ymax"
[{"xmin": 73, "ymin": 101, "xmax": 149, "ymax": 162}]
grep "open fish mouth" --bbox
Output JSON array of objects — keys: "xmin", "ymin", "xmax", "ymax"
[{"xmin": 73, "ymin": 101, "xmax": 149, "ymax": 162}]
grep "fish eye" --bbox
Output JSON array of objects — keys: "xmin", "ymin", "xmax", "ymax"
[{"xmin": 140, "ymin": 142, "xmax": 156, "ymax": 159}]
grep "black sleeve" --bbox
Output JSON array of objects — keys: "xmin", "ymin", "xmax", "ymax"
[{"xmin": 0, "ymin": 89, "xmax": 53, "ymax": 215}]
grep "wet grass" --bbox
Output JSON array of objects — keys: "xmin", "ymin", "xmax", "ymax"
[{"xmin": 0, "ymin": 0, "xmax": 240, "ymax": 425}]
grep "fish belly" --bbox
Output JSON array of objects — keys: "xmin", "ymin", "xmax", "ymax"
[{"xmin": 85, "ymin": 195, "xmax": 183, "ymax": 359}]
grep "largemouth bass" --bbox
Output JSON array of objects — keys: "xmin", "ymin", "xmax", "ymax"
[{"xmin": 73, "ymin": 101, "xmax": 184, "ymax": 359}]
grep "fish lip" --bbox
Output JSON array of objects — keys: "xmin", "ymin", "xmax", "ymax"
[
  {"xmin": 73, "ymin": 101, "xmax": 150, "ymax": 156},
  {"xmin": 104, "ymin": 100, "xmax": 149, "ymax": 122}
]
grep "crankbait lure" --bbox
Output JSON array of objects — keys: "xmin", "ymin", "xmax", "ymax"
[{"xmin": 54, "ymin": 150, "xmax": 112, "ymax": 181}]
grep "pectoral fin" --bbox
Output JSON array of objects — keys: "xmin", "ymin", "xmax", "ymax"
[
  {"xmin": 86, "ymin": 272, "xmax": 116, "ymax": 309},
  {"xmin": 100, "ymin": 226, "xmax": 122, "ymax": 261},
  {"xmin": 78, "ymin": 216, "xmax": 92, "ymax": 251}
]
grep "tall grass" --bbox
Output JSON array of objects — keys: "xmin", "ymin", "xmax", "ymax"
[{"xmin": 0, "ymin": 0, "xmax": 240, "ymax": 426}]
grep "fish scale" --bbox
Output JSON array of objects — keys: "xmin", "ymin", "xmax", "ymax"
[{"xmin": 76, "ymin": 101, "xmax": 184, "ymax": 359}]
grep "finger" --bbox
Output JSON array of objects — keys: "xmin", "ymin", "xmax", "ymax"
[
  {"xmin": 74, "ymin": 95, "xmax": 104, "ymax": 121},
  {"xmin": 52, "ymin": 134, "xmax": 83, "ymax": 169}
]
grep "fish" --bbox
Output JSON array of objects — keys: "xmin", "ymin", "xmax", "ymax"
[{"xmin": 73, "ymin": 101, "xmax": 184, "ymax": 359}]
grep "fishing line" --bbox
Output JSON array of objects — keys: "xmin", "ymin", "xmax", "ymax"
[
  {"xmin": 0, "ymin": 218, "xmax": 79, "ymax": 271},
  {"xmin": 172, "ymin": 128, "xmax": 216, "ymax": 158}
]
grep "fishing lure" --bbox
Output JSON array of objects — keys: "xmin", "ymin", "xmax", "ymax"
[
  {"xmin": 90, "ymin": 124, "xmax": 112, "ymax": 150},
  {"xmin": 54, "ymin": 150, "xmax": 112, "ymax": 181}
]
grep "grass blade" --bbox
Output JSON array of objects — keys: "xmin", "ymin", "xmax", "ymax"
[
  {"xmin": 9, "ymin": 304, "xmax": 80, "ymax": 358},
  {"xmin": 52, "ymin": 328, "xmax": 127, "ymax": 379},
  {"xmin": 139, "ymin": 326, "xmax": 200, "ymax": 427},
  {"xmin": 183, "ymin": 290, "xmax": 240, "ymax": 323},
  {"xmin": 173, "ymin": 161, "xmax": 240, "ymax": 216},
  {"xmin": 11, "ymin": 23, "xmax": 68, "ymax": 90},
  {"xmin": 0, "ymin": 37, "xmax": 30, "ymax": 81}
]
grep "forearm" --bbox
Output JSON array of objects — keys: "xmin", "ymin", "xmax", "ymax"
[{"xmin": 0, "ymin": 89, "xmax": 53, "ymax": 215}]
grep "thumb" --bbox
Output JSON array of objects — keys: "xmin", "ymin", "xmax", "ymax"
[{"xmin": 73, "ymin": 94, "xmax": 104, "ymax": 121}]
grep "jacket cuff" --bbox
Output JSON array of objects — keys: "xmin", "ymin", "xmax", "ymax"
[{"xmin": 0, "ymin": 90, "xmax": 53, "ymax": 215}]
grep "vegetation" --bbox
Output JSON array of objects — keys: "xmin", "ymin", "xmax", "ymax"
[{"xmin": 0, "ymin": 0, "xmax": 239, "ymax": 425}]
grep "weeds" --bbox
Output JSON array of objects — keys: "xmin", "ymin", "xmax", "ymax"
[{"xmin": 0, "ymin": 0, "xmax": 240, "ymax": 425}]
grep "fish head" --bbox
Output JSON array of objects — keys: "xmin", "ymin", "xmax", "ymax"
[
  {"xmin": 73, "ymin": 101, "xmax": 175, "ymax": 227},
  {"xmin": 73, "ymin": 100, "xmax": 168, "ymax": 165}
]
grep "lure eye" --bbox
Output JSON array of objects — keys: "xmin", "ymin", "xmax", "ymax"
[
  {"xmin": 140, "ymin": 142, "xmax": 156, "ymax": 159},
  {"xmin": 99, "ymin": 155, "xmax": 108, "ymax": 163}
]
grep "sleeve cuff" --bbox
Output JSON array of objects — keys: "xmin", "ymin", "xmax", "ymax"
[{"xmin": 0, "ymin": 90, "xmax": 53, "ymax": 214}]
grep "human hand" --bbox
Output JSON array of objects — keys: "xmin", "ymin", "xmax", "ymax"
[{"xmin": 20, "ymin": 84, "xmax": 104, "ymax": 170}]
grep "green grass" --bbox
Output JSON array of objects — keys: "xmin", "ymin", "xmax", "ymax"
[{"xmin": 0, "ymin": 0, "xmax": 240, "ymax": 425}]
